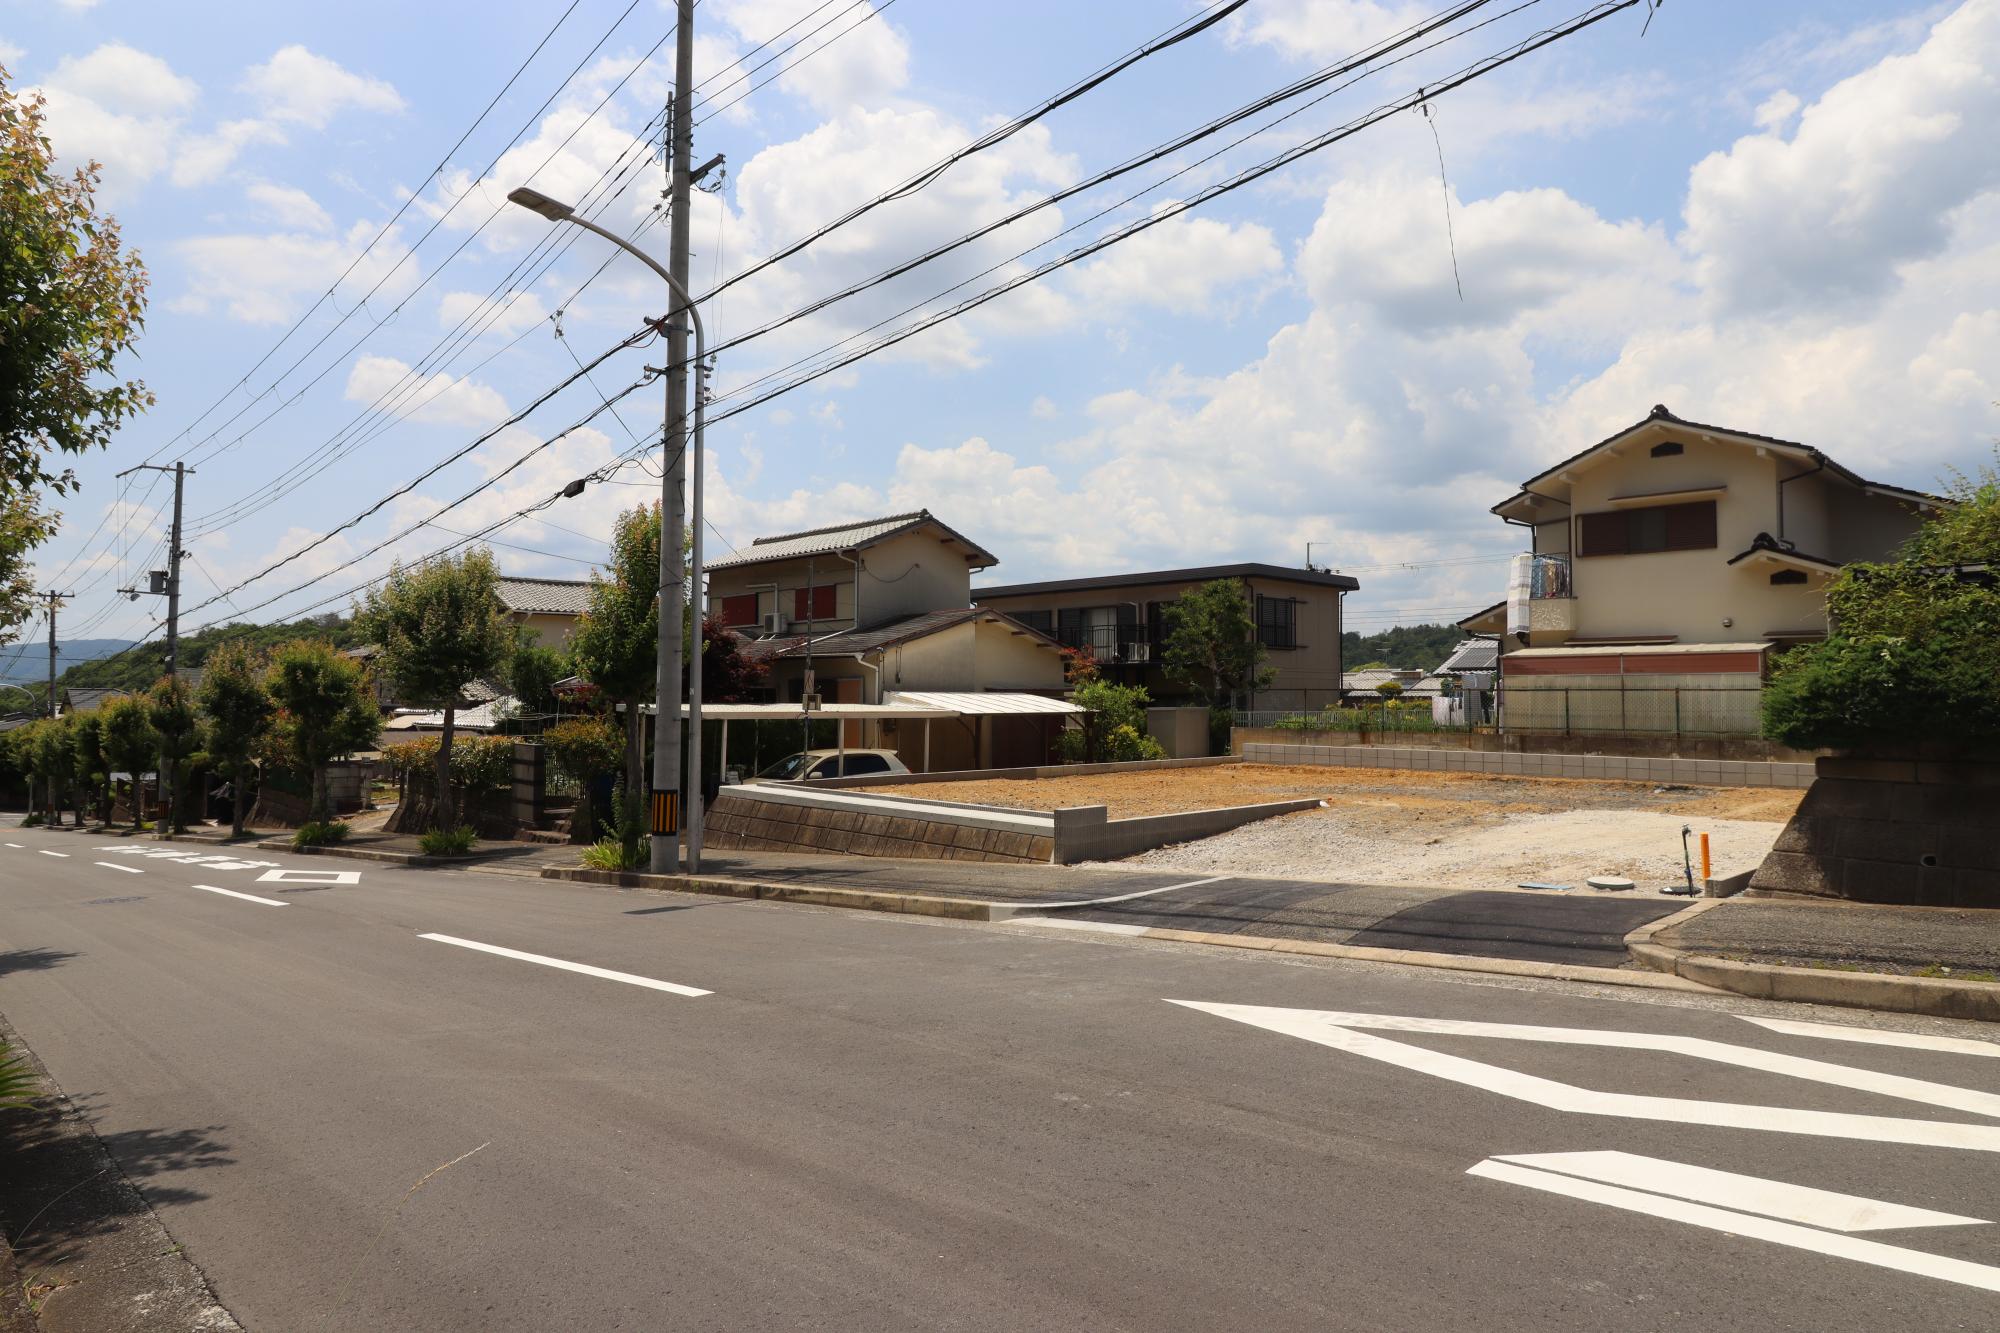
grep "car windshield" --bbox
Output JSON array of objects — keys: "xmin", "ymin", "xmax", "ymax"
[{"xmin": 756, "ymin": 752, "xmax": 813, "ymax": 781}]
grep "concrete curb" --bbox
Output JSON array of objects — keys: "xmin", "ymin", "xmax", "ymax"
[
  {"xmin": 1626, "ymin": 901, "xmax": 2000, "ymax": 1022},
  {"xmin": 1093, "ymin": 924, "xmax": 1722, "ymax": 992},
  {"xmin": 158, "ymin": 829, "xmax": 538, "ymax": 869}
]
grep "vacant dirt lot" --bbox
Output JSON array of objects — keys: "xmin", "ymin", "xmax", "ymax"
[{"xmin": 873, "ymin": 763, "xmax": 1801, "ymax": 891}]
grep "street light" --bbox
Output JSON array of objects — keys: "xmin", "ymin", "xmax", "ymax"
[{"xmin": 507, "ymin": 185, "xmax": 710, "ymax": 874}]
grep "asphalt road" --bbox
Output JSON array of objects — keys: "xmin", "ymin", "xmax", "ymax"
[{"xmin": 3, "ymin": 822, "xmax": 1998, "ymax": 1331}]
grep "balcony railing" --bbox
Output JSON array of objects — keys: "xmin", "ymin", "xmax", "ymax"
[
  {"xmin": 1507, "ymin": 553, "xmax": 1574, "ymax": 637},
  {"xmin": 1058, "ymin": 622, "xmax": 1154, "ymax": 664}
]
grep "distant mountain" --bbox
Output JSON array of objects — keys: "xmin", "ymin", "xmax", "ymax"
[
  {"xmin": 0, "ymin": 637, "xmax": 138, "ymax": 682},
  {"xmin": 1340, "ymin": 623, "xmax": 1467, "ymax": 672}
]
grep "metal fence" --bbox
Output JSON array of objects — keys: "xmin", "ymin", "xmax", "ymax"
[
  {"xmin": 1497, "ymin": 683, "xmax": 1763, "ymax": 738},
  {"xmin": 1239, "ymin": 682, "xmax": 1763, "ymax": 740}
]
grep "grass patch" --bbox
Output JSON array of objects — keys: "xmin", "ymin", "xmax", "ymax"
[
  {"xmin": 418, "ymin": 825, "xmax": 476, "ymax": 856},
  {"xmin": 581, "ymin": 838, "xmax": 646, "ymax": 872},
  {"xmin": 292, "ymin": 819, "xmax": 351, "ymax": 850}
]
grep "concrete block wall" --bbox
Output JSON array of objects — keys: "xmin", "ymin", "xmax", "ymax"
[
  {"xmin": 1050, "ymin": 798, "xmax": 1322, "ymax": 864},
  {"xmin": 1750, "ymin": 756, "xmax": 2000, "ymax": 907},
  {"xmin": 704, "ymin": 788, "xmax": 1053, "ymax": 863},
  {"xmin": 1239, "ymin": 741, "xmax": 1815, "ymax": 789}
]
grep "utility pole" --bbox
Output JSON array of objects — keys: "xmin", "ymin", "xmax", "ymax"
[
  {"xmin": 117, "ymin": 461, "xmax": 192, "ymax": 835},
  {"xmin": 42, "ymin": 590, "xmax": 69, "ymax": 719},
  {"xmin": 648, "ymin": 0, "xmax": 697, "ymax": 876}
]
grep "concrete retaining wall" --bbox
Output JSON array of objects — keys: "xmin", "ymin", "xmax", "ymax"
[
  {"xmin": 704, "ymin": 786, "xmax": 1054, "ymax": 863},
  {"xmin": 1240, "ymin": 740, "xmax": 1814, "ymax": 788},
  {"xmin": 1749, "ymin": 754, "xmax": 2000, "ymax": 907},
  {"xmin": 1050, "ymin": 799, "xmax": 1322, "ymax": 864}
]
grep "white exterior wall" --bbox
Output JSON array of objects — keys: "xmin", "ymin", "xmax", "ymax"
[
  {"xmin": 707, "ymin": 529, "xmax": 978, "ymax": 633},
  {"xmin": 1563, "ymin": 438, "xmax": 1826, "ymax": 644}
]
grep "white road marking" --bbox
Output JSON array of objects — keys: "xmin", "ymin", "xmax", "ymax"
[
  {"xmin": 4, "ymin": 842, "xmax": 23, "ymax": 848},
  {"xmin": 1738, "ymin": 1014, "xmax": 2000, "ymax": 1059},
  {"xmin": 1469, "ymin": 1158, "xmax": 2000, "ymax": 1294},
  {"xmin": 1034, "ymin": 875, "xmax": 1233, "ymax": 911},
  {"xmin": 94, "ymin": 862, "xmax": 144, "ymax": 874},
  {"xmin": 1174, "ymin": 1003, "xmax": 2000, "ymax": 1120},
  {"xmin": 419, "ymin": 934, "xmax": 710, "ymax": 997},
  {"xmin": 189, "ymin": 883, "xmax": 290, "ymax": 907},
  {"xmin": 1491, "ymin": 1151, "xmax": 1986, "ymax": 1232},
  {"xmin": 1170, "ymin": 1001, "xmax": 2000, "ymax": 1153},
  {"xmin": 37, "ymin": 850, "xmax": 68, "ymax": 858},
  {"xmin": 1013, "ymin": 917, "xmax": 1152, "ymax": 936},
  {"xmin": 257, "ymin": 868, "xmax": 360, "ymax": 885}
]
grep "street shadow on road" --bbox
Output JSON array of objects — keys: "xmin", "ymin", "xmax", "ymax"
[
  {"xmin": 0, "ymin": 947, "xmax": 79, "ymax": 978},
  {"xmin": 0, "ymin": 1093, "xmax": 235, "ymax": 1265}
]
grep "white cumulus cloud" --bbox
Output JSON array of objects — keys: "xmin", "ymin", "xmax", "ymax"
[{"xmin": 240, "ymin": 45, "xmax": 405, "ymax": 129}]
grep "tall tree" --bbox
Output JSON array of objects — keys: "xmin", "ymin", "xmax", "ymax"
[
  {"xmin": 505, "ymin": 634, "xmax": 571, "ymax": 718},
  {"xmin": 266, "ymin": 640, "xmax": 378, "ymax": 824},
  {"xmin": 0, "ymin": 71, "xmax": 152, "ymax": 635},
  {"xmin": 357, "ymin": 549, "xmax": 510, "ymax": 831},
  {"xmin": 146, "ymin": 676, "xmax": 199, "ymax": 832},
  {"xmin": 99, "ymin": 695, "xmax": 155, "ymax": 829},
  {"xmin": 1160, "ymin": 578, "xmax": 1276, "ymax": 705},
  {"xmin": 571, "ymin": 505, "xmax": 661, "ymax": 859},
  {"xmin": 197, "ymin": 641, "xmax": 274, "ymax": 838},
  {"xmin": 70, "ymin": 708, "xmax": 108, "ymax": 824}
]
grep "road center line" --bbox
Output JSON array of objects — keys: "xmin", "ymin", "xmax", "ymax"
[
  {"xmin": 4, "ymin": 842, "xmax": 23, "ymax": 848},
  {"xmin": 1469, "ymin": 1159, "xmax": 2000, "ymax": 1294},
  {"xmin": 418, "ymin": 933, "xmax": 710, "ymax": 997},
  {"xmin": 37, "ymin": 850, "xmax": 69, "ymax": 857},
  {"xmin": 94, "ymin": 862, "xmax": 144, "ymax": 874},
  {"xmin": 1737, "ymin": 1014, "xmax": 2000, "ymax": 1059},
  {"xmin": 189, "ymin": 883, "xmax": 290, "ymax": 907}
]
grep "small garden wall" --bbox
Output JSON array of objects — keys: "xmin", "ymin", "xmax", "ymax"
[{"xmin": 1233, "ymin": 726, "xmax": 1817, "ymax": 764}]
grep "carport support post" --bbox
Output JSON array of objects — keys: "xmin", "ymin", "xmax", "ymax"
[
  {"xmin": 923, "ymin": 719, "xmax": 931, "ymax": 773},
  {"xmin": 719, "ymin": 720, "xmax": 729, "ymax": 786}
]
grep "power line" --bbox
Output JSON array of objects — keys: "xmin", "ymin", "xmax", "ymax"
[{"xmin": 705, "ymin": 1, "xmax": 1640, "ymax": 425}]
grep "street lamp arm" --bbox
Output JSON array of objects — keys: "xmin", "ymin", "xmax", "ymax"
[{"xmin": 557, "ymin": 213, "xmax": 706, "ymax": 351}]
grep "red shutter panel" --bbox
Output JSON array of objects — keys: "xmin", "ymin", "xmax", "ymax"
[
  {"xmin": 793, "ymin": 587, "xmax": 809, "ymax": 620},
  {"xmin": 811, "ymin": 584, "xmax": 837, "ymax": 619},
  {"xmin": 1577, "ymin": 511, "xmax": 1628, "ymax": 557},
  {"xmin": 1663, "ymin": 500, "xmax": 1717, "ymax": 551},
  {"xmin": 720, "ymin": 594, "xmax": 757, "ymax": 626}
]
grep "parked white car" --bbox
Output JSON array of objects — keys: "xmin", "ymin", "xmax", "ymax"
[{"xmin": 752, "ymin": 749, "xmax": 911, "ymax": 782}]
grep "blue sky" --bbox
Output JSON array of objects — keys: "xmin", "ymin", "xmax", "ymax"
[{"xmin": 5, "ymin": 0, "xmax": 1996, "ymax": 656}]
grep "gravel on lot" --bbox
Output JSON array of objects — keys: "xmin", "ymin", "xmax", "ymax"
[{"xmin": 873, "ymin": 764, "xmax": 1798, "ymax": 893}]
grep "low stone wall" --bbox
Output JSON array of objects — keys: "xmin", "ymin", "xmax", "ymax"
[
  {"xmin": 1240, "ymin": 740, "xmax": 1815, "ymax": 789},
  {"xmin": 704, "ymin": 786, "xmax": 1054, "ymax": 863},
  {"xmin": 1749, "ymin": 755, "xmax": 2000, "ymax": 907},
  {"xmin": 1233, "ymin": 727, "xmax": 1817, "ymax": 764},
  {"xmin": 1050, "ymin": 799, "xmax": 1322, "ymax": 864}
]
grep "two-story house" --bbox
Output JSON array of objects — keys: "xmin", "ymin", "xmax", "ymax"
[
  {"xmin": 1462, "ymin": 405, "xmax": 1946, "ymax": 736},
  {"xmin": 973, "ymin": 563, "xmax": 1360, "ymax": 712},
  {"xmin": 706, "ymin": 510, "xmax": 1071, "ymax": 768}
]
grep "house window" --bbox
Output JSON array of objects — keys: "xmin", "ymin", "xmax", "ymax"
[
  {"xmin": 1770, "ymin": 569, "xmax": 1808, "ymax": 586},
  {"xmin": 793, "ymin": 584, "xmax": 837, "ymax": 621},
  {"xmin": 720, "ymin": 593, "xmax": 759, "ymax": 627},
  {"xmin": 1255, "ymin": 595, "xmax": 1297, "ymax": 650},
  {"xmin": 1649, "ymin": 441, "xmax": 1684, "ymax": 458},
  {"xmin": 1056, "ymin": 607, "xmax": 1085, "ymax": 648},
  {"xmin": 1013, "ymin": 609, "xmax": 1054, "ymax": 635},
  {"xmin": 1576, "ymin": 500, "xmax": 1717, "ymax": 557}
]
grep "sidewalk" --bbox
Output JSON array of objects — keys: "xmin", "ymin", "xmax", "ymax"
[{"xmin": 1633, "ymin": 896, "xmax": 2000, "ymax": 1021}]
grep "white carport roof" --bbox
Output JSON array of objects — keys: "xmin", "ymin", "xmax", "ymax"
[
  {"xmin": 884, "ymin": 690, "xmax": 1083, "ymax": 715},
  {"xmin": 646, "ymin": 701, "xmax": 957, "ymax": 719}
]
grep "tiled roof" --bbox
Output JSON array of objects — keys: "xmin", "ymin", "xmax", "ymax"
[
  {"xmin": 495, "ymin": 576, "xmax": 593, "ymax": 616},
  {"xmin": 708, "ymin": 510, "xmax": 998, "ymax": 572},
  {"xmin": 743, "ymin": 608, "xmax": 1063, "ymax": 661},
  {"xmin": 978, "ymin": 561, "xmax": 1359, "ymax": 598}
]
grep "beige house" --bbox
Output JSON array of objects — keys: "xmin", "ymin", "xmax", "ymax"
[
  {"xmin": 495, "ymin": 576, "xmax": 592, "ymax": 649},
  {"xmin": 709, "ymin": 511, "xmax": 1070, "ymax": 768},
  {"xmin": 1463, "ymin": 405, "xmax": 1944, "ymax": 736},
  {"xmin": 974, "ymin": 563, "xmax": 1359, "ymax": 712}
]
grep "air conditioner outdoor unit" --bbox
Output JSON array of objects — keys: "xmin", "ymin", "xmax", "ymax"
[
  {"xmin": 761, "ymin": 612, "xmax": 786, "ymax": 636},
  {"xmin": 1126, "ymin": 642, "xmax": 1150, "ymax": 663}
]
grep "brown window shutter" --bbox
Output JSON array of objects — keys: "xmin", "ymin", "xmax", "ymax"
[
  {"xmin": 721, "ymin": 594, "xmax": 758, "ymax": 626},
  {"xmin": 1577, "ymin": 511, "xmax": 1628, "ymax": 556},
  {"xmin": 1664, "ymin": 500, "xmax": 1717, "ymax": 551}
]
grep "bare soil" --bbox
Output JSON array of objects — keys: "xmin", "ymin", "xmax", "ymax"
[
  {"xmin": 875, "ymin": 764, "xmax": 1802, "ymax": 823},
  {"xmin": 873, "ymin": 764, "xmax": 1801, "ymax": 891}
]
